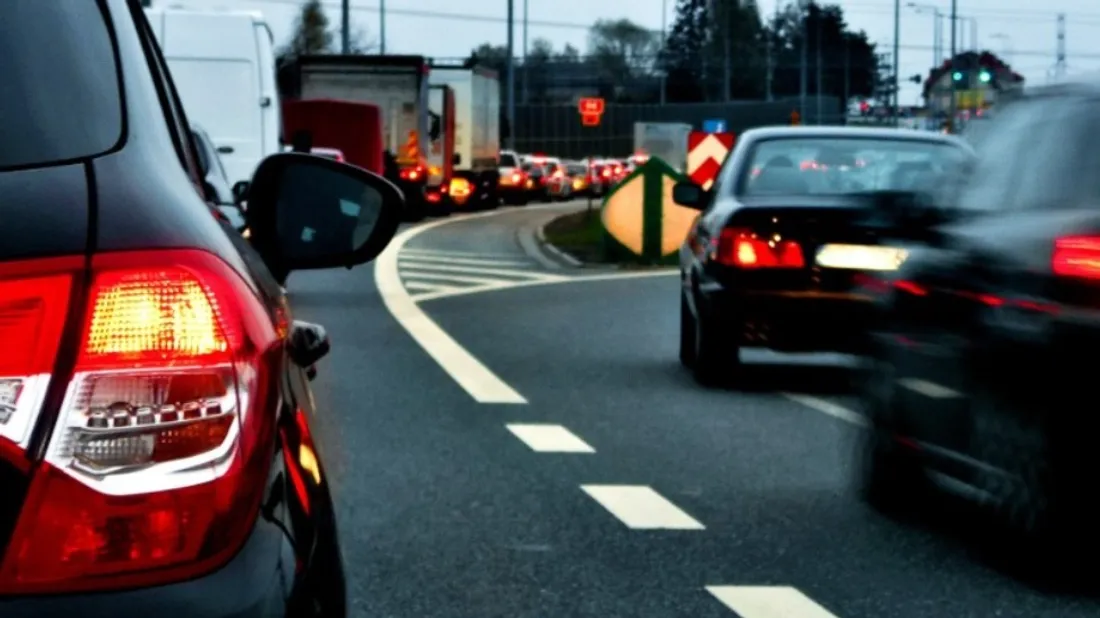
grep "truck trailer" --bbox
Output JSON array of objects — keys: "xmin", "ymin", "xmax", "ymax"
[
  {"xmin": 428, "ymin": 63, "xmax": 501, "ymax": 210},
  {"xmin": 289, "ymin": 54, "xmax": 442, "ymax": 218}
]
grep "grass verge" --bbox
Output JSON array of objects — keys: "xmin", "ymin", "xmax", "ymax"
[{"xmin": 542, "ymin": 209, "xmax": 609, "ymax": 264}]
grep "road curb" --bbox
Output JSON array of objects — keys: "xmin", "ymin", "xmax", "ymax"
[{"xmin": 515, "ymin": 202, "xmax": 591, "ymax": 269}]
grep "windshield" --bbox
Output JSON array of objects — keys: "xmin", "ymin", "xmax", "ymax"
[
  {"xmin": 499, "ymin": 153, "xmax": 518, "ymax": 167},
  {"xmin": 736, "ymin": 137, "xmax": 967, "ymax": 197}
]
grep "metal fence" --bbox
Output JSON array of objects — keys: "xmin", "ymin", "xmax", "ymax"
[{"xmin": 511, "ymin": 97, "xmax": 845, "ymax": 159}]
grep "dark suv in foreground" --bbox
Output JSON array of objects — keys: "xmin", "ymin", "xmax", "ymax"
[{"xmin": 0, "ymin": 1, "xmax": 403, "ymax": 615}]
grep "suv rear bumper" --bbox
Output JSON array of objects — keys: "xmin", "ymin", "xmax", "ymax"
[{"xmin": 0, "ymin": 516, "xmax": 301, "ymax": 617}]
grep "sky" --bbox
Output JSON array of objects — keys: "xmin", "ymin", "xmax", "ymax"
[{"xmin": 165, "ymin": 0, "xmax": 1100, "ymax": 103}]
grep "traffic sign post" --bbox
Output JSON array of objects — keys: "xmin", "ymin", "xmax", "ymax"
[
  {"xmin": 578, "ymin": 97, "xmax": 605, "ymax": 127},
  {"xmin": 789, "ymin": 110, "xmax": 801, "ymax": 126},
  {"xmin": 686, "ymin": 131, "xmax": 735, "ymax": 191}
]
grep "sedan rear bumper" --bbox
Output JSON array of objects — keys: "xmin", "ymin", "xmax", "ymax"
[{"xmin": 700, "ymin": 287, "xmax": 875, "ymax": 353}]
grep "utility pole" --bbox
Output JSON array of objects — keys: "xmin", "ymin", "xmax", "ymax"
[
  {"xmin": 815, "ymin": 8, "xmax": 822, "ymax": 123},
  {"xmin": 892, "ymin": 0, "xmax": 900, "ymax": 125},
  {"xmin": 948, "ymin": 0, "xmax": 957, "ymax": 131},
  {"xmin": 660, "ymin": 0, "xmax": 667, "ymax": 104},
  {"xmin": 506, "ymin": 0, "xmax": 516, "ymax": 150},
  {"xmin": 843, "ymin": 38, "xmax": 850, "ymax": 112},
  {"xmin": 521, "ymin": 0, "xmax": 528, "ymax": 103},
  {"xmin": 765, "ymin": 3, "xmax": 777, "ymax": 101},
  {"xmin": 379, "ymin": 0, "xmax": 387, "ymax": 54},
  {"xmin": 799, "ymin": 0, "xmax": 808, "ymax": 121},
  {"xmin": 340, "ymin": 0, "xmax": 350, "ymax": 54},
  {"xmin": 1054, "ymin": 13, "xmax": 1067, "ymax": 79},
  {"xmin": 723, "ymin": 0, "xmax": 733, "ymax": 102}
]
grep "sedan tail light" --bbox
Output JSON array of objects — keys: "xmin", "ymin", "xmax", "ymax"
[
  {"xmin": 0, "ymin": 250, "xmax": 280, "ymax": 595},
  {"xmin": 1053, "ymin": 235, "xmax": 1100, "ymax": 279},
  {"xmin": 714, "ymin": 227, "xmax": 805, "ymax": 268}
]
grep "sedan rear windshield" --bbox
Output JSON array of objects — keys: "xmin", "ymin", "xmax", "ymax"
[
  {"xmin": 735, "ymin": 137, "xmax": 969, "ymax": 197},
  {"xmin": 0, "ymin": 1, "xmax": 123, "ymax": 170}
]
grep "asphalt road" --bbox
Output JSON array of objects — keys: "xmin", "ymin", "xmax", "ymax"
[{"xmin": 286, "ymin": 202, "xmax": 1100, "ymax": 618}]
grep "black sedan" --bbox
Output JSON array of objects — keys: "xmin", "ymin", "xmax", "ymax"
[
  {"xmin": 673, "ymin": 126, "xmax": 973, "ymax": 387},
  {"xmin": 0, "ymin": 1, "xmax": 402, "ymax": 615},
  {"xmin": 858, "ymin": 81, "xmax": 1100, "ymax": 566}
]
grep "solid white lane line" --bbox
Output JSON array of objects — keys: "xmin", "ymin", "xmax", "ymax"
[
  {"xmin": 782, "ymin": 394, "xmax": 867, "ymax": 427},
  {"xmin": 706, "ymin": 586, "xmax": 841, "ymax": 618},
  {"xmin": 412, "ymin": 268, "xmax": 678, "ymax": 302},
  {"xmin": 896, "ymin": 377, "xmax": 961, "ymax": 399},
  {"xmin": 580, "ymin": 485, "xmax": 705, "ymax": 530},
  {"xmin": 399, "ymin": 270, "xmax": 513, "ymax": 286},
  {"xmin": 397, "ymin": 254, "xmax": 533, "ymax": 268},
  {"xmin": 505, "ymin": 424, "xmax": 595, "ymax": 453},
  {"xmin": 375, "ymin": 211, "xmax": 527, "ymax": 404},
  {"xmin": 399, "ymin": 260, "xmax": 567, "ymax": 280},
  {"xmin": 402, "ymin": 281, "xmax": 464, "ymax": 293},
  {"xmin": 401, "ymin": 248, "xmax": 522, "ymax": 260}
]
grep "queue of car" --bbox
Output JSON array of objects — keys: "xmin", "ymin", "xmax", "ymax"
[{"xmin": 670, "ymin": 85, "xmax": 1100, "ymax": 572}]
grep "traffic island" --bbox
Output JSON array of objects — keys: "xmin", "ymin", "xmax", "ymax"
[{"xmin": 540, "ymin": 157, "xmax": 698, "ymax": 267}]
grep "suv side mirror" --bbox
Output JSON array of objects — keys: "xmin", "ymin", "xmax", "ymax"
[
  {"xmin": 672, "ymin": 181, "xmax": 708, "ymax": 209},
  {"xmin": 232, "ymin": 180, "xmax": 250, "ymax": 205},
  {"xmin": 245, "ymin": 153, "xmax": 404, "ymax": 272}
]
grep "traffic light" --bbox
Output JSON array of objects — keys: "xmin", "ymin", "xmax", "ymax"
[
  {"xmin": 978, "ymin": 70, "xmax": 992, "ymax": 83},
  {"xmin": 952, "ymin": 71, "xmax": 964, "ymax": 82}
]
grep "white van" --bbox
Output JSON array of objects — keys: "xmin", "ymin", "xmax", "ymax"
[{"xmin": 145, "ymin": 8, "xmax": 281, "ymax": 186}]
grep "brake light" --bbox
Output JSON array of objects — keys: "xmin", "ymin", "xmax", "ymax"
[
  {"xmin": 511, "ymin": 172, "xmax": 522, "ymax": 183},
  {"xmin": 0, "ymin": 250, "xmax": 280, "ymax": 594},
  {"xmin": 399, "ymin": 165, "xmax": 424, "ymax": 182},
  {"xmin": 1053, "ymin": 235, "xmax": 1100, "ymax": 279},
  {"xmin": 714, "ymin": 228, "xmax": 805, "ymax": 268}
]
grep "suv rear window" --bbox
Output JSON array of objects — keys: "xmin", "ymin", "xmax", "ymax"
[
  {"xmin": 0, "ymin": 1, "xmax": 123, "ymax": 170},
  {"xmin": 499, "ymin": 153, "xmax": 518, "ymax": 167}
]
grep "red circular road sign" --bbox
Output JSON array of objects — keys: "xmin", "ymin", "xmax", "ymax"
[
  {"xmin": 578, "ymin": 97, "xmax": 605, "ymax": 115},
  {"xmin": 581, "ymin": 112, "xmax": 601, "ymax": 126}
]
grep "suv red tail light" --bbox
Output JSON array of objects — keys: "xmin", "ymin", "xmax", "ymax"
[
  {"xmin": 0, "ymin": 250, "xmax": 281, "ymax": 595},
  {"xmin": 714, "ymin": 228, "xmax": 805, "ymax": 268},
  {"xmin": 1053, "ymin": 235, "xmax": 1100, "ymax": 279}
]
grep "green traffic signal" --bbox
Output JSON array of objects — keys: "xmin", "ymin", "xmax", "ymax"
[
  {"xmin": 979, "ymin": 70, "xmax": 991, "ymax": 83},
  {"xmin": 952, "ymin": 71, "xmax": 964, "ymax": 81}
]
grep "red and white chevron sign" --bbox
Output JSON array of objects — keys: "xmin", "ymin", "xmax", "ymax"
[{"xmin": 687, "ymin": 131, "xmax": 736, "ymax": 190}]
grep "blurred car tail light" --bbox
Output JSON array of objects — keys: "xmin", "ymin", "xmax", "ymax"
[
  {"xmin": 0, "ymin": 250, "xmax": 280, "ymax": 595},
  {"xmin": 511, "ymin": 171, "xmax": 522, "ymax": 184},
  {"xmin": 1053, "ymin": 235, "xmax": 1100, "ymax": 280},
  {"xmin": 399, "ymin": 165, "xmax": 424, "ymax": 181},
  {"xmin": 714, "ymin": 228, "xmax": 805, "ymax": 268}
]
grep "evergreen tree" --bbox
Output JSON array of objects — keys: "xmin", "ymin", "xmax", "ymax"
[
  {"xmin": 660, "ymin": 0, "xmax": 709, "ymax": 102},
  {"xmin": 285, "ymin": 0, "xmax": 332, "ymax": 57}
]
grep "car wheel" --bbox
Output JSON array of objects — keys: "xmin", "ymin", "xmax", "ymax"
[
  {"xmin": 857, "ymin": 358, "xmax": 928, "ymax": 513},
  {"xmin": 691, "ymin": 308, "xmax": 739, "ymax": 387},
  {"xmin": 679, "ymin": 292, "xmax": 696, "ymax": 367}
]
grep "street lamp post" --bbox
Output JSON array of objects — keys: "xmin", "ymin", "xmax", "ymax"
[
  {"xmin": 892, "ymin": 0, "xmax": 900, "ymax": 125},
  {"xmin": 907, "ymin": 3, "xmax": 942, "ymax": 65}
]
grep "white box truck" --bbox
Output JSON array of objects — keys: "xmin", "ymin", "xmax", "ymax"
[
  {"xmin": 144, "ymin": 7, "xmax": 281, "ymax": 187},
  {"xmin": 291, "ymin": 55, "xmax": 439, "ymax": 217},
  {"xmin": 429, "ymin": 64, "xmax": 501, "ymax": 209}
]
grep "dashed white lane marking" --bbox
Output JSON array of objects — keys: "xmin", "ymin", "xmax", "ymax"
[
  {"xmin": 375, "ymin": 210, "xmax": 528, "ymax": 404},
  {"xmin": 399, "ymin": 260, "xmax": 565, "ymax": 280},
  {"xmin": 896, "ymin": 377, "xmax": 961, "ymax": 399},
  {"xmin": 505, "ymin": 424, "xmax": 595, "ymax": 453},
  {"xmin": 401, "ymin": 248, "xmax": 522, "ymax": 260},
  {"xmin": 706, "ymin": 586, "xmax": 842, "ymax": 617},
  {"xmin": 398, "ymin": 254, "xmax": 534, "ymax": 268},
  {"xmin": 580, "ymin": 485, "xmax": 705, "ymax": 530},
  {"xmin": 782, "ymin": 394, "xmax": 867, "ymax": 427}
]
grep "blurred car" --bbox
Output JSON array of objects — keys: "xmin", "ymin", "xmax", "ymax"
[
  {"xmin": 0, "ymin": 1, "xmax": 404, "ymax": 615},
  {"xmin": 310, "ymin": 146, "xmax": 346, "ymax": 162},
  {"xmin": 673, "ymin": 126, "xmax": 972, "ymax": 387},
  {"xmin": 857, "ymin": 84, "xmax": 1100, "ymax": 562},
  {"xmin": 497, "ymin": 149, "xmax": 528, "ymax": 205},
  {"xmin": 564, "ymin": 162, "xmax": 590, "ymax": 196},
  {"xmin": 520, "ymin": 155, "xmax": 552, "ymax": 202},
  {"xmin": 586, "ymin": 161, "xmax": 614, "ymax": 196},
  {"xmin": 543, "ymin": 159, "xmax": 574, "ymax": 200}
]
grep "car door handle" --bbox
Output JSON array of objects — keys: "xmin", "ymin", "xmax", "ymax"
[{"xmin": 217, "ymin": 145, "xmax": 234, "ymax": 154}]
